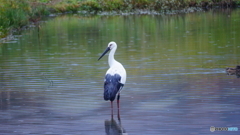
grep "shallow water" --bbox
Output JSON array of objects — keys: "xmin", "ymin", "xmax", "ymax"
[{"xmin": 1, "ymin": 9, "xmax": 240, "ymax": 135}]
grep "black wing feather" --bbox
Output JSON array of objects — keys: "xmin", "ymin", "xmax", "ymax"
[{"xmin": 104, "ymin": 74, "xmax": 124, "ymax": 101}]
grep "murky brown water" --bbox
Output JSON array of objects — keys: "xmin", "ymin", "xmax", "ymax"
[{"xmin": 1, "ymin": 9, "xmax": 240, "ymax": 135}]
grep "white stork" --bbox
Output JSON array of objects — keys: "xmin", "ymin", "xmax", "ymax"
[{"xmin": 98, "ymin": 41, "xmax": 127, "ymax": 109}]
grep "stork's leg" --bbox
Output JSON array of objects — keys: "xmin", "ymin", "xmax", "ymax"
[
  {"xmin": 111, "ymin": 101, "xmax": 113, "ymax": 118},
  {"xmin": 117, "ymin": 93, "xmax": 121, "ymax": 120},
  {"xmin": 118, "ymin": 108, "xmax": 120, "ymax": 121},
  {"xmin": 111, "ymin": 101, "xmax": 113, "ymax": 109},
  {"xmin": 117, "ymin": 93, "xmax": 120, "ymax": 109}
]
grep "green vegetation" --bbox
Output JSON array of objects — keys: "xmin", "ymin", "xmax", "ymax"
[
  {"xmin": 0, "ymin": 0, "xmax": 49, "ymax": 38},
  {"xmin": 1, "ymin": 0, "xmax": 240, "ymax": 38}
]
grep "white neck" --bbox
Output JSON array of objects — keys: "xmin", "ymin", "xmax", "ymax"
[{"xmin": 108, "ymin": 46, "xmax": 117, "ymax": 67}]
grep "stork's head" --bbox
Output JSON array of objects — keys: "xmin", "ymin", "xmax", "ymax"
[
  {"xmin": 108, "ymin": 41, "xmax": 117, "ymax": 50},
  {"xmin": 98, "ymin": 41, "xmax": 117, "ymax": 61}
]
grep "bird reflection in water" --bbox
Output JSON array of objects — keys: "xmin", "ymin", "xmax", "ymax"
[{"xmin": 104, "ymin": 112, "xmax": 127, "ymax": 135}]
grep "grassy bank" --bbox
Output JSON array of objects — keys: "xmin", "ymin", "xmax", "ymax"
[
  {"xmin": 1, "ymin": 0, "xmax": 240, "ymax": 39},
  {"xmin": 0, "ymin": 0, "xmax": 50, "ymax": 38}
]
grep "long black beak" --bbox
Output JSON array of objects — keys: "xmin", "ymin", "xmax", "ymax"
[{"xmin": 98, "ymin": 47, "xmax": 110, "ymax": 61}]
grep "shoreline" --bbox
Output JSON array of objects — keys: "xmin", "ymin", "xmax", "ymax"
[{"xmin": 0, "ymin": 0, "xmax": 240, "ymax": 42}]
